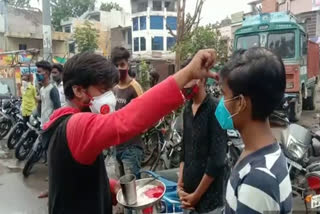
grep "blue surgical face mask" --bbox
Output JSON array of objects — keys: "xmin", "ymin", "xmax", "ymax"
[
  {"xmin": 36, "ymin": 73, "xmax": 45, "ymax": 82},
  {"xmin": 215, "ymin": 96, "xmax": 239, "ymax": 130}
]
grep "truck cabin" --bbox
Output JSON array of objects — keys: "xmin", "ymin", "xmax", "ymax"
[
  {"xmin": 234, "ymin": 12, "xmax": 306, "ymax": 60},
  {"xmin": 234, "ymin": 12, "xmax": 320, "ymax": 122}
]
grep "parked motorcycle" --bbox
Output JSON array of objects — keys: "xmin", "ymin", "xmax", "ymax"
[
  {"xmin": 22, "ymin": 135, "xmax": 43, "ymax": 177},
  {"xmin": 15, "ymin": 112, "xmax": 41, "ymax": 161},
  {"xmin": 7, "ymin": 112, "xmax": 26, "ymax": 149},
  {"xmin": 0, "ymin": 97, "xmax": 21, "ymax": 140},
  {"xmin": 280, "ymin": 120, "xmax": 320, "ymax": 212},
  {"xmin": 150, "ymin": 113, "xmax": 182, "ymax": 171},
  {"xmin": 141, "ymin": 118, "xmax": 166, "ymax": 167}
]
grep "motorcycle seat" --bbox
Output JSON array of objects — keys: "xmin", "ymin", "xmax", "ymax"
[
  {"xmin": 312, "ymin": 138, "xmax": 320, "ymax": 157},
  {"xmin": 308, "ymin": 156, "xmax": 320, "ymax": 165},
  {"xmin": 313, "ymin": 131, "xmax": 320, "ymax": 141},
  {"xmin": 307, "ymin": 161, "xmax": 320, "ymax": 172},
  {"xmin": 306, "ymin": 171, "xmax": 320, "ymax": 178}
]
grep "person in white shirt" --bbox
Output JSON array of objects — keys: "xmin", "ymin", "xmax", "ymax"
[{"xmin": 51, "ymin": 64, "xmax": 66, "ymax": 107}]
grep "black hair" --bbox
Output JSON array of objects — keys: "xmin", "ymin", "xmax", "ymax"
[
  {"xmin": 220, "ymin": 47, "xmax": 286, "ymax": 121},
  {"xmin": 63, "ymin": 52, "xmax": 119, "ymax": 100},
  {"xmin": 52, "ymin": 63, "xmax": 63, "ymax": 73},
  {"xmin": 35, "ymin": 60, "xmax": 52, "ymax": 72},
  {"xmin": 111, "ymin": 47, "xmax": 130, "ymax": 65}
]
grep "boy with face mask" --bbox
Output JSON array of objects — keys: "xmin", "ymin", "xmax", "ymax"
[
  {"xmin": 51, "ymin": 64, "xmax": 66, "ymax": 107},
  {"xmin": 219, "ymin": 48, "xmax": 292, "ymax": 214},
  {"xmin": 41, "ymin": 50, "xmax": 217, "ymax": 214},
  {"xmin": 111, "ymin": 47, "xmax": 144, "ymax": 178},
  {"xmin": 36, "ymin": 60, "xmax": 61, "ymax": 127},
  {"xmin": 178, "ymin": 59, "xmax": 227, "ymax": 214}
]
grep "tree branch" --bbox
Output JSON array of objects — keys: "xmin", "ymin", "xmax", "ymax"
[{"xmin": 167, "ymin": 24, "xmax": 177, "ymax": 39}]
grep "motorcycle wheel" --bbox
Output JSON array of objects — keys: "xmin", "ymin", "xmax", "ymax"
[
  {"xmin": 7, "ymin": 123, "xmax": 24, "ymax": 149},
  {"xmin": 150, "ymin": 143, "xmax": 167, "ymax": 171},
  {"xmin": 23, "ymin": 141, "xmax": 42, "ymax": 177},
  {"xmin": 169, "ymin": 150, "xmax": 180, "ymax": 168},
  {"xmin": 15, "ymin": 130, "xmax": 37, "ymax": 161},
  {"xmin": 142, "ymin": 132, "xmax": 159, "ymax": 166},
  {"xmin": 151, "ymin": 158, "xmax": 166, "ymax": 172},
  {"xmin": 0, "ymin": 118, "xmax": 12, "ymax": 139}
]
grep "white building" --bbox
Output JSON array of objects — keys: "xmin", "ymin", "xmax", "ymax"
[
  {"xmin": 130, "ymin": 0, "xmax": 177, "ymax": 60},
  {"xmin": 61, "ymin": 10, "xmax": 131, "ymax": 33}
]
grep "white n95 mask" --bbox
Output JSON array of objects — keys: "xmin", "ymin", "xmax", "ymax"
[{"xmin": 89, "ymin": 91, "xmax": 116, "ymax": 114}]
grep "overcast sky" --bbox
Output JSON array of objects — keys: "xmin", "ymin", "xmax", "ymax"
[{"xmin": 31, "ymin": 0, "xmax": 253, "ymax": 24}]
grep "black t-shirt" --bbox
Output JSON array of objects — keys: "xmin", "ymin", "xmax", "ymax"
[
  {"xmin": 181, "ymin": 95, "xmax": 228, "ymax": 213},
  {"xmin": 113, "ymin": 79, "xmax": 144, "ymax": 151},
  {"xmin": 46, "ymin": 115, "xmax": 112, "ymax": 214}
]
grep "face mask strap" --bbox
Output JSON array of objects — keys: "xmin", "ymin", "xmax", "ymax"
[
  {"xmin": 224, "ymin": 95, "xmax": 243, "ymax": 119},
  {"xmin": 224, "ymin": 95, "xmax": 240, "ymax": 103}
]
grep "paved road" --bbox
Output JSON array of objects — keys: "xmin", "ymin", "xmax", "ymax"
[{"xmin": 0, "ymin": 108, "xmax": 319, "ymax": 213}]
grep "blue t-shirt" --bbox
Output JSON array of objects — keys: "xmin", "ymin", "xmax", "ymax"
[{"xmin": 225, "ymin": 143, "xmax": 292, "ymax": 214}]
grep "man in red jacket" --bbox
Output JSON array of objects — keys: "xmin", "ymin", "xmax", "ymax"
[{"xmin": 43, "ymin": 49, "xmax": 216, "ymax": 214}]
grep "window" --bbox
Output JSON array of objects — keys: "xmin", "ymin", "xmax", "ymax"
[
  {"xmin": 153, "ymin": 1, "xmax": 162, "ymax": 11},
  {"xmin": 152, "ymin": 36, "xmax": 163, "ymax": 50},
  {"xmin": 165, "ymin": 1, "xmax": 176, "ymax": 12},
  {"xmin": 301, "ymin": 33, "xmax": 307, "ymax": 55},
  {"xmin": 140, "ymin": 16, "xmax": 146, "ymax": 30},
  {"xmin": 140, "ymin": 37, "xmax": 146, "ymax": 51},
  {"xmin": 133, "ymin": 17, "xmax": 139, "ymax": 31},
  {"xmin": 19, "ymin": 44, "xmax": 27, "ymax": 50},
  {"xmin": 167, "ymin": 37, "xmax": 176, "ymax": 50},
  {"xmin": 69, "ymin": 43, "xmax": 75, "ymax": 53},
  {"xmin": 134, "ymin": 38, "xmax": 139, "ymax": 52},
  {"xmin": 166, "ymin": 16, "xmax": 177, "ymax": 30},
  {"xmin": 64, "ymin": 25, "xmax": 71, "ymax": 33},
  {"xmin": 268, "ymin": 32, "xmax": 295, "ymax": 58},
  {"xmin": 236, "ymin": 35, "xmax": 260, "ymax": 50},
  {"xmin": 150, "ymin": 16, "xmax": 164, "ymax": 30}
]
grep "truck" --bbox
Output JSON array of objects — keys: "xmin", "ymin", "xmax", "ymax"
[{"xmin": 234, "ymin": 12, "xmax": 320, "ymax": 122}]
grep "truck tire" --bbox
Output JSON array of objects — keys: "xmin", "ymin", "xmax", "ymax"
[
  {"xmin": 289, "ymin": 92, "xmax": 302, "ymax": 122},
  {"xmin": 303, "ymin": 86, "xmax": 317, "ymax": 110}
]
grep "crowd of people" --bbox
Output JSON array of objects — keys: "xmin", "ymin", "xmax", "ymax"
[{"xmin": 19, "ymin": 46, "xmax": 292, "ymax": 214}]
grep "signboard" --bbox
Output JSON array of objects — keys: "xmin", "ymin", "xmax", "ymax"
[
  {"xmin": 20, "ymin": 66, "xmax": 37, "ymax": 75},
  {"xmin": 0, "ymin": 53, "xmax": 33, "ymax": 66},
  {"xmin": 18, "ymin": 54, "xmax": 33, "ymax": 63},
  {"xmin": 313, "ymin": 0, "xmax": 320, "ymax": 11},
  {"xmin": 231, "ymin": 12, "xmax": 244, "ymax": 24},
  {"xmin": 0, "ymin": 54, "xmax": 14, "ymax": 66}
]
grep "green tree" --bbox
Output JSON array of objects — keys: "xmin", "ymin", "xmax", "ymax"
[
  {"xmin": 7, "ymin": 0, "xmax": 30, "ymax": 8},
  {"xmin": 177, "ymin": 25, "xmax": 228, "ymax": 64},
  {"xmin": 51, "ymin": 0, "xmax": 96, "ymax": 31},
  {"xmin": 138, "ymin": 60, "xmax": 150, "ymax": 91},
  {"xmin": 73, "ymin": 21, "xmax": 99, "ymax": 53},
  {"xmin": 100, "ymin": 2, "xmax": 122, "ymax": 12},
  {"xmin": 170, "ymin": 0, "xmax": 205, "ymax": 71}
]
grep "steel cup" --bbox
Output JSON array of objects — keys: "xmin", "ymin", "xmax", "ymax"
[{"xmin": 119, "ymin": 174, "xmax": 137, "ymax": 205}]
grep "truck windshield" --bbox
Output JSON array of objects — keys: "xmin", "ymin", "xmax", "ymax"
[
  {"xmin": 236, "ymin": 35, "xmax": 259, "ymax": 50},
  {"xmin": 267, "ymin": 32, "xmax": 295, "ymax": 58}
]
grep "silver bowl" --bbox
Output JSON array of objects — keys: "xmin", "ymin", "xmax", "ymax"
[{"xmin": 117, "ymin": 178, "xmax": 166, "ymax": 210}]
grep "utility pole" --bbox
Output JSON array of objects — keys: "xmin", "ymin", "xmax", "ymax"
[
  {"xmin": 42, "ymin": 0, "xmax": 52, "ymax": 62},
  {"xmin": 1, "ymin": 0, "xmax": 8, "ymax": 51}
]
